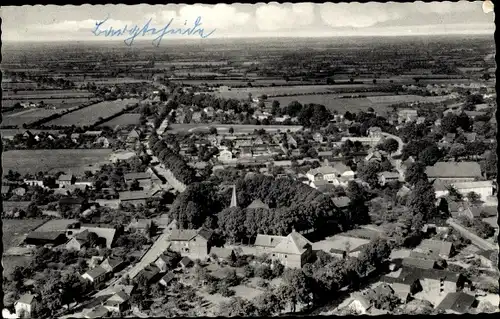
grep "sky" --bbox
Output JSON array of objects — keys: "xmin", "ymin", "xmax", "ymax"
[{"xmin": 0, "ymin": 2, "xmax": 495, "ymax": 42}]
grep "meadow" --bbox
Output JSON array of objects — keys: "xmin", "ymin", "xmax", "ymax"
[
  {"xmin": 97, "ymin": 113, "xmax": 141, "ymax": 127},
  {"xmin": 3, "ymin": 89, "xmax": 94, "ymax": 99},
  {"xmin": 2, "ymin": 149, "xmax": 113, "ymax": 175},
  {"xmin": 44, "ymin": 98, "xmax": 139, "ymax": 126},
  {"xmin": 1, "ymin": 108, "xmax": 61, "ymax": 127},
  {"xmin": 210, "ymin": 84, "xmax": 377, "ymax": 99},
  {"xmin": 2, "ymin": 219, "xmax": 47, "ymax": 250}
]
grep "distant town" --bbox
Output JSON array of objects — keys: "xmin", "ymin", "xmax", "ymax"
[{"xmin": 1, "ymin": 33, "xmax": 498, "ymax": 318}]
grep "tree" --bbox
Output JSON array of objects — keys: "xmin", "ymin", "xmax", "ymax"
[
  {"xmin": 357, "ymin": 161, "xmax": 382, "ymax": 186},
  {"xmin": 86, "ymin": 232, "xmax": 99, "ymax": 248},
  {"xmin": 357, "ymin": 237, "xmax": 391, "ymax": 268},
  {"xmin": 447, "ymin": 185, "xmax": 463, "ymax": 201},
  {"xmin": 378, "ymin": 138, "xmax": 399, "ymax": 154},
  {"xmin": 228, "ymin": 127, "xmax": 234, "ymax": 134},
  {"xmin": 218, "ymin": 297, "xmax": 258, "ymax": 316},
  {"xmin": 130, "ymin": 179, "xmax": 141, "ymax": 191},
  {"xmin": 419, "ymin": 145, "xmax": 442, "ymax": 166},
  {"xmin": 209, "ymin": 127, "xmax": 218, "ymax": 135},
  {"xmin": 449, "ymin": 143, "xmax": 467, "ymax": 161},
  {"xmin": 441, "ymin": 114, "xmax": 459, "ymax": 134},
  {"xmin": 279, "ymin": 269, "xmax": 312, "ymax": 312},
  {"xmin": 271, "ymin": 100, "xmax": 280, "ymax": 115},
  {"xmin": 466, "ymin": 191, "xmax": 481, "ymax": 204},
  {"xmin": 254, "ymin": 290, "xmax": 284, "ymax": 316}
]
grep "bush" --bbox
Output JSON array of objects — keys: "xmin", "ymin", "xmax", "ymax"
[
  {"xmin": 255, "ymin": 265, "xmax": 273, "ymax": 280},
  {"xmin": 243, "ymin": 265, "xmax": 255, "ymax": 278}
]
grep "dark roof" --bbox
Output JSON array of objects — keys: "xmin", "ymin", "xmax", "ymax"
[
  {"xmin": 418, "ymin": 239, "xmax": 453, "ymax": 257},
  {"xmin": 59, "ymin": 196, "xmax": 85, "ymax": 205},
  {"xmin": 17, "ymin": 294, "xmax": 35, "ymax": 305},
  {"xmin": 104, "ymin": 256, "xmax": 124, "ymax": 268},
  {"xmin": 247, "ymin": 198, "xmax": 269, "ymax": 209},
  {"xmin": 137, "ymin": 264, "xmax": 160, "ymax": 281},
  {"xmin": 75, "ymin": 229, "xmax": 90, "ymax": 240},
  {"xmin": 198, "ymin": 228, "xmax": 213, "ymax": 241},
  {"xmin": 1, "ymin": 185, "xmax": 11, "ymax": 194},
  {"xmin": 26, "ymin": 231, "xmax": 65, "ymax": 241},
  {"xmin": 435, "ymin": 292, "xmax": 476, "ymax": 313},
  {"xmin": 402, "ymin": 257, "xmax": 436, "ymax": 269},
  {"xmin": 161, "ymin": 271, "xmax": 175, "ymax": 284},
  {"xmin": 84, "ymin": 266, "xmax": 108, "ymax": 279},
  {"xmin": 179, "ymin": 256, "xmax": 193, "ymax": 267},
  {"xmin": 425, "ymin": 162, "xmax": 482, "ymax": 179},
  {"xmin": 85, "ymin": 306, "xmax": 109, "ymax": 319},
  {"xmin": 123, "ymin": 172, "xmax": 150, "ymax": 181}
]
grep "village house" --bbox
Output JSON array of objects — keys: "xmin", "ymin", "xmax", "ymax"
[
  {"xmin": 123, "ymin": 172, "xmax": 152, "ymax": 189},
  {"xmin": 341, "ymin": 136, "xmax": 382, "ymax": 147},
  {"xmin": 65, "ymin": 230, "xmax": 91, "ymax": 251},
  {"xmin": 103, "ymin": 290, "xmax": 130, "ymax": 313},
  {"xmin": 82, "ymin": 266, "xmax": 108, "ymax": 284},
  {"xmin": 101, "ymin": 256, "xmax": 125, "ymax": 273},
  {"xmin": 367, "ymin": 126, "xmax": 383, "ymax": 138},
  {"xmin": 126, "ymin": 129, "xmax": 141, "ymax": 143},
  {"xmin": 218, "ymin": 149, "xmax": 234, "ymax": 162},
  {"xmin": 425, "ymin": 162, "xmax": 482, "ymax": 183},
  {"xmin": 378, "ymin": 171, "xmax": 400, "ymax": 186},
  {"xmin": 306, "ymin": 166, "xmax": 338, "ymax": 183},
  {"xmin": 25, "ymin": 231, "xmax": 67, "ymax": 247},
  {"xmin": 159, "ymin": 272, "xmax": 176, "ymax": 287},
  {"xmin": 58, "ymin": 174, "xmax": 75, "ymax": 187},
  {"xmin": 179, "ymin": 256, "xmax": 194, "ymax": 269},
  {"xmin": 247, "ymin": 198, "xmax": 270, "ymax": 210},
  {"xmin": 434, "ymin": 180, "xmax": 494, "ymax": 202},
  {"xmin": 154, "ymin": 251, "xmax": 178, "ymax": 272},
  {"xmin": 23, "ymin": 178, "xmax": 44, "ymax": 187},
  {"xmin": 75, "ymin": 177, "xmax": 94, "ymax": 188},
  {"xmin": 15, "ymin": 294, "xmax": 39, "ymax": 318},
  {"xmin": 67, "ymin": 224, "xmax": 117, "ymax": 249},
  {"xmin": 415, "ymin": 239, "xmax": 454, "ymax": 259},
  {"xmin": 118, "ymin": 188, "xmax": 162, "ymax": 206},
  {"xmin": 254, "ymin": 230, "xmax": 313, "ymax": 268},
  {"xmin": 398, "ymin": 109, "xmax": 418, "ymax": 123},
  {"xmin": 136, "ymin": 264, "xmax": 161, "ymax": 283},
  {"xmin": 126, "ymin": 218, "xmax": 152, "ymax": 235},
  {"xmin": 435, "ymin": 292, "xmax": 477, "ymax": 314},
  {"xmin": 167, "ymin": 228, "xmax": 214, "ymax": 259}
]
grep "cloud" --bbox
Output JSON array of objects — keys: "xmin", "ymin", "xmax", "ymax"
[
  {"xmin": 319, "ymin": 3, "xmax": 405, "ymax": 28},
  {"xmin": 150, "ymin": 4, "xmax": 251, "ymax": 31},
  {"xmin": 256, "ymin": 3, "xmax": 315, "ymax": 31}
]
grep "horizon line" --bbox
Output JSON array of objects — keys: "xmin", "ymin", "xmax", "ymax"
[{"xmin": 2, "ymin": 32, "xmax": 494, "ymax": 43}]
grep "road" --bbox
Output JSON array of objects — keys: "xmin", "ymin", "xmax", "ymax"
[
  {"xmin": 126, "ymin": 232, "xmax": 172, "ymax": 280},
  {"xmin": 446, "ymin": 218, "xmax": 496, "ymax": 251}
]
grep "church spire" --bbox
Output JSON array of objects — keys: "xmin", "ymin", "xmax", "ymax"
[{"xmin": 230, "ymin": 185, "xmax": 238, "ymax": 208}]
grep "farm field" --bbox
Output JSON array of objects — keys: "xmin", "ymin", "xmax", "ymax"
[
  {"xmin": 1, "ymin": 108, "xmax": 61, "ymax": 127},
  {"xmin": 2, "ymin": 219, "xmax": 47, "ymax": 249},
  {"xmin": 3, "ymin": 90, "xmax": 94, "ymax": 99},
  {"xmin": 210, "ymin": 84, "xmax": 378, "ymax": 99},
  {"xmin": 2, "ymin": 81, "xmax": 38, "ymax": 90},
  {"xmin": 2, "ymin": 149, "xmax": 113, "ymax": 175},
  {"xmin": 171, "ymin": 79, "xmax": 311, "ymax": 87},
  {"xmin": 271, "ymin": 95, "xmax": 386, "ymax": 113},
  {"xmin": 44, "ymin": 98, "xmax": 139, "ymax": 126},
  {"xmin": 2, "ymin": 97, "xmax": 98, "ymax": 109},
  {"xmin": 73, "ymin": 78, "xmax": 151, "ymax": 85},
  {"xmin": 97, "ymin": 113, "xmax": 141, "ymax": 127},
  {"xmin": 367, "ymin": 94, "xmax": 456, "ymax": 104}
]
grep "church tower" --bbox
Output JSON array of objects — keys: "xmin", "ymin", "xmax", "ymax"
[{"xmin": 230, "ymin": 185, "xmax": 238, "ymax": 208}]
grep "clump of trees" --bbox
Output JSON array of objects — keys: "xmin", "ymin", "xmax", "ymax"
[{"xmin": 149, "ymin": 134, "xmax": 197, "ymax": 185}]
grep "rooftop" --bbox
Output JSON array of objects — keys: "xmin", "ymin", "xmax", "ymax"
[{"xmin": 425, "ymin": 162, "xmax": 482, "ymax": 179}]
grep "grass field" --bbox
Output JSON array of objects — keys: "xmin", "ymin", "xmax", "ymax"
[
  {"xmin": 2, "ymin": 97, "xmax": 98, "ymax": 109},
  {"xmin": 272, "ymin": 95, "xmax": 389, "ymax": 113},
  {"xmin": 210, "ymin": 84, "xmax": 377, "ymax": 99},
  {"xmin": 2, "ymin": 149, "xmax": 113, "ymax": 175},
  {"xmin": 3, "ymin": 90, "xmax": 94, "ymax": 99},
  {"xmin": 45, "ymin": 98, "xmax": 139, "ymax": 126},
  {"xmin": 1, "ymin": 108, "xmax": 62, "ymax": 127},
  {"xmin": 2, "ymin": 82, "xmax": 38, "ymax": 90},
  {"xmin": 367, "ymin": 94, "xmax": 456, "ymax": 104},
  {"xmin": 73, "ymin": 78, "xmax": 151, "ymax": 85},
  {"xmin": 97, "ymin": 113, "xmax": 141, "ymax": 127}
]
